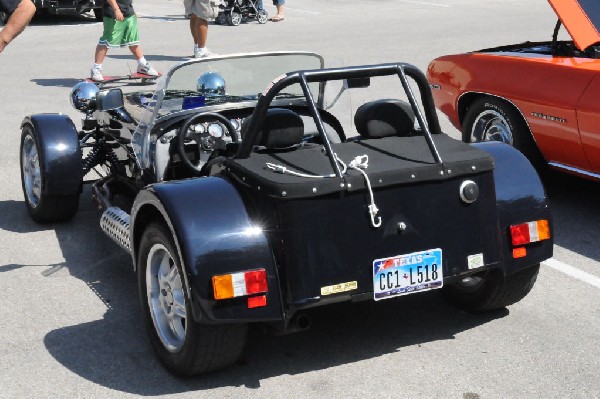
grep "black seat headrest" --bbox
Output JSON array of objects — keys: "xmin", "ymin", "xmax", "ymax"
[
  {"xmin": 253, "ymin": 108, "xmax": 304, "ymax": 150},
  {"xmin": 354, "ymin": 99, "xmax": 415, "ymax": 138}
]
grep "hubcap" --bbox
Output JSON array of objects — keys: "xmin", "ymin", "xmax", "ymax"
[
  {"xmin": 470, "ymin": 110, "xmax": 513, "ymax": 145},
  {"xmin": 22, "ymin": 134, "xmax": 42, "ymax": 208},
  {"xmin": 146, "ymin": 243, "xmax": 187, "ymax": 352}
]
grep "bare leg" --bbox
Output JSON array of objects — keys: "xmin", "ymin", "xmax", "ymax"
[
  {"xmin": 94, "ymin": 44, "xmax": 108, "ymax": 64},
  {"xmin": 129, "ymin": 44, "xmax": 143, "ymax": 60},
  {"xmin": 190, "ymin": 14, "xmax": 208, "ymax": 47},
  {"xmin": 275, "ymin": 4, "xmax": 284, "ymax": 18}
]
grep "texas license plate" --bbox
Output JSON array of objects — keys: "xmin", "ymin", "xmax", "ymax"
[{"xmin": 373, "ymin": 248, "xmax": 443, "ymax": 301}]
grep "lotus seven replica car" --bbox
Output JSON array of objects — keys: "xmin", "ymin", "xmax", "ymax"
[
  {"xmin": 427, "ymin": 0, "xmax": 600, "ymax": 181},
  {"xmin": 20, "ymin": 52, "xmax": 552, "ymax": 375}
]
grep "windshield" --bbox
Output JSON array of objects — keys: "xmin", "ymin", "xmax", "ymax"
[{"xmin": 131, "ymin": 52, "xmax": 324, "ymax": 169}]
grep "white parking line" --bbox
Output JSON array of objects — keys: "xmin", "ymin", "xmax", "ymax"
[
  {"xmin": 395, "ymin": 0, "xmax": 450, "ymax": 7},
  {"xmin": 543, "ymin": 258, "xmax": 600, "ymax": 289}
]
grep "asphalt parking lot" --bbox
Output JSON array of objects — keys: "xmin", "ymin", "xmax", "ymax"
[{"xmin": 0, "ymin": 0, "xmax": 599, "ymax": 398}]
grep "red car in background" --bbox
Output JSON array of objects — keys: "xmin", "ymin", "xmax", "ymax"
[{"xmin": 427, "ymin": 0, "xmax": 600, "ymax": 180}]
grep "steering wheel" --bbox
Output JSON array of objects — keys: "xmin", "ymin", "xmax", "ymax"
[{"xmin": 177, "ymin": 112, "xmax": 239, "ymax": 173}]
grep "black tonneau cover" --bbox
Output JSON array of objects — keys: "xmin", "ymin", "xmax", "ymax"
[{"xmin": 226, "ymin": 134, "xmax": 494, "ymax": 198}]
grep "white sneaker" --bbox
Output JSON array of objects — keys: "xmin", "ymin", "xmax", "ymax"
[
  {"xmin": 194, "ymin": 48, "xmax": 212, "ymax": 59},
  {"xmin": 90, "ymin": 66, "xmax": 103, "ymax": 82},
  {"xmin": 137, "ymin": 63, "xmax": 159, "ymax": 76}
]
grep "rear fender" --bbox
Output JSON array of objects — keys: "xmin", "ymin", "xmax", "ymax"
[
  {"xmin": 131, "ymin": 176, "xmax": 283, "ymax": 324},
  {"xmin": 22, "ymin": 114, "xmax": 82, "ymax": 196},
  {"xmin": 473, "ymin": 141, "xmax": 553, "ymax": 274}
]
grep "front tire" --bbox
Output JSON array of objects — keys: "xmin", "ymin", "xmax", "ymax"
[
  {"xmin": 0, "ymin": 11, "xmax": 8, "ymax": 25},
  {"xmin": 137, "ymin": 222, "xmax": 247, "ymax": 375},
  {"xmin": 20, "ymin": 125, "xmax": 80, "ymax": 223},
  {"xmin": 443, "ymin": 264, "xmax": 540, "ymax": 312},
  {"xmin": 227, "ymin": 11, "xmax": 241, "ymax": 26},
  {"xmin": 462, "ymin": 97, "xmax": 546, "ymax": 171},
  {"xmin": 257, "ymin": 10, "xmax": 268, "ymax": 24}
]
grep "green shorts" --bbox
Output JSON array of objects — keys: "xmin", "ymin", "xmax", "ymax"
[{"xmin": 98, "ymin": 15, "xmax": 140, "ymax": 48}]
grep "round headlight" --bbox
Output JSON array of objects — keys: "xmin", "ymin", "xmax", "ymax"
[
  {"xmin": 70, "ymin": 81, "xmax": 99, "ymax": 113},
  {"xmin": 197, "ymin": 72, "xmax": 226, "ymax": 96}
]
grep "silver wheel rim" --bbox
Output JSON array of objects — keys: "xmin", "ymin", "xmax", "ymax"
[
  {"xmin": 22, "ymin": 134, "xmax": 42, "ymax": 208},
  {"xmin": 470, "ymin": 110, "xmax": 513, "ymax": 145},
  {"xmin": 146, "ymin": 243, "xmax": 187, "ymax": 352},
  {"xmin": 231, "ymin": 13, "xmax": 241, "ymax": 24}
]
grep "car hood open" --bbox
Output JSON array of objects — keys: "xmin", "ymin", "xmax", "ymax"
[{"xmin": 549, "ymin": 0, "xmax": 600, "ymax": 50}]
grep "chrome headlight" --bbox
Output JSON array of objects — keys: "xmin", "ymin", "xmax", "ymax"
[
  {"xmin": 197, "ymin": 72, "xmax": 226, "ymax": 96},
  {"xmin": 70, "ymin": 81, "xmax": 99, "ymax": 113}
]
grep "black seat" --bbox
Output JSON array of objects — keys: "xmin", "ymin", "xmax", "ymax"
[
  {"xmin": 354, "ymin": 99, "xmax": 415, "ymax": 139},
  {"xmin": 243, "ymin": 108, "xmax": 305, "ymax": 151}
]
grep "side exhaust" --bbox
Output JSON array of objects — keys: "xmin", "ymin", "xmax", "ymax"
[{"xmin": 100, "ymin": 206, "xmax": 131, "ymax": 254}]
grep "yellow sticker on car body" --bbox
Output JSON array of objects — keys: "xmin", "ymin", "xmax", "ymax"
[{"xmin": 320, "ymin": 281, "xmax": 358, "ymax": 296}]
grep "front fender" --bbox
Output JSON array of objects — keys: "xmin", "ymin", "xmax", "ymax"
[
  {"xmin": 22, "ymin": 114, "xmax": 82, "ymax": 196},
  {"xmin": 131, "ymin": 176, "xmax": 284, "ymax": 324},
  {"xmin": 473, "ymin": 141, "xmax": 553, "ymax": 274}
]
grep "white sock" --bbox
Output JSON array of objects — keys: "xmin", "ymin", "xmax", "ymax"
[
  {"xmin": 93, "ymin": 63, "xmax": 102, "ymax": 70},
  {"xmin": 137, "ymin": 57, "xmax": 147, "ymax": 66}
]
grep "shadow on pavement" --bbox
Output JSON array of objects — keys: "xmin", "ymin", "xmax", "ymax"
[
  {"xmin": 0, "ymin": 191, "xmax": 509, "ymax": 394},
  {"xmin": 542, "ymin": 170, "xmax": 600, "ymax": 262}
]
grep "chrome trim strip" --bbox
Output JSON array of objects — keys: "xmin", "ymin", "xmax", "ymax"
[{"xmin": 548, "ymin": 162, "xmax": 600, "ymax": 179}]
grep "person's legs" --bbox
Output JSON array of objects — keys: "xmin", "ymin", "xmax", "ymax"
[
  {"xmin": 190, "ymin": 14, "xmax": 208, "ymax": 48},
  {"xmin": 129, "ymin": 44, "xmax": 143, "ymax": 60},
  {"xmin": 271, "ymin": 0, "xmax": 284, "ymax": 20},
  {"xmin": 94, "ymin": 44, "xmax": 108, "ymax": 64},
  {"xmin": 191, "ymin": 13, "xmax": 210, "ymax": 57}
]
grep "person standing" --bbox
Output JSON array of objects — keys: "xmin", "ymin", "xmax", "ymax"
[
  {"xmin": 185, "ymin": 0, "xmax": 217, "ymax": 58},
  {"xmin": 270, "ymin": 0, "xmax": 284, "ymax": 22},
  {"xmin": 0, "ymin": 0, "xmax": 36, "ymax": 53},
  {"xmin": 90, "ymin": 0, "xmax": 158, "ymax": 81},
  {"xmin": 257, "ymin": 0, "xmax": 285, "ymax": 22}
]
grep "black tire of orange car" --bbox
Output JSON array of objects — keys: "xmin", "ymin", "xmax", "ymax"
[
  {"xmin": 20, "ymin": 125, "xmax": 80, "ymax": 223},
  {"xmin": 462, "ymin": 96, "xmax": 547, "ymax": 172},
  {"xmin": 442, "ymin": 264, "xmax": 540, "ymax": 312},
  {"xmin": 137, "ymin": 222, "xmax": 248, "ymax": 376},
  {"xmin": 93, "ymin": 8, "xmax": 103, "ymax": 22}
]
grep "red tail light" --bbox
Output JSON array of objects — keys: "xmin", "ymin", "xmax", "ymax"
[
  {"xmin": 212, "ymin": 269, "xmax": 268, "ymax": 300},
  {"xmin": 510, "ymin": 220, "xmax": 550, "ymax": 246}
]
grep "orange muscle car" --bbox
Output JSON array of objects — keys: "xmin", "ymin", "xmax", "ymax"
[{"xmin": 427, "ymin": 0, "xmax": 600, "ymax": 180}]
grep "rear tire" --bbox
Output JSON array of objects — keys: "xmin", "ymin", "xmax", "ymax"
[
  {"xmin": 462, "ymin": 97, "xmax": 546, "ymax": 171},
  {"xmin": 443, "ymin": 264, "xmax": 540, "ymax": 312},
  {"xmin": 137, "ymin": 222, "xmax": 247, "ymax": 375},
  {"xmin": 20, "ymin": 125, "xmax": 80, "ymax": 223},
  {"xmin": 93, "ymin": 8, "xmax": 103, "ymax": 21}
]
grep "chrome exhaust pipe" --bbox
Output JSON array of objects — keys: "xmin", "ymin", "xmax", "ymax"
[{"xmin": 100, "ymin": 206, "xmax": 131, "ymax": 254}]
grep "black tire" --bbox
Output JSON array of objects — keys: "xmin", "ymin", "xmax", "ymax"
[
  {"xmin": 227, "ymin": 11, "xmax": 241, "ymax": 26},
  {"xmin": 137, "ymin": 222, "xmax": 247, "ymax": 376},
  {"xmin": 93, "ymin": 8, "xmax": 103, "ymax": 22},
  {"xmin": 0, "ymin": 11, "xmax": 8, "ymax": 25},
  {"xmin": 462, "ymin": 96, "xmax": 546, "ymax": 171},
  {"xmin": 257, "ymin": 10, "xmax": 268, "ymax": 24},
  {"xmin": 443, "ymin": 264, "xmax": 540, "ymax": 312},
  {"xmin": 20, "ymin": 125, "xmax": 80, "ymax": 223}
]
